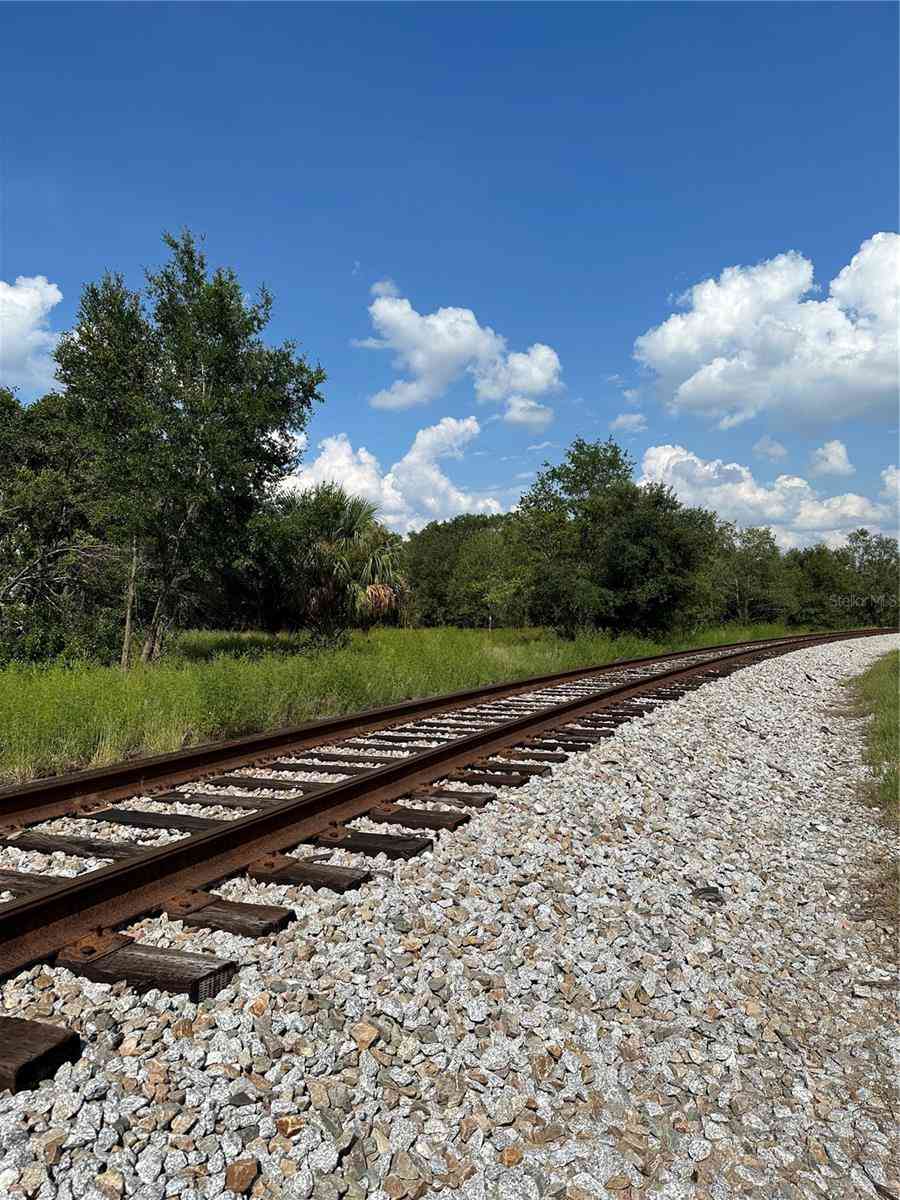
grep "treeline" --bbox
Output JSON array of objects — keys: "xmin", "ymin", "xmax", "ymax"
[
  {"xmin": 404, "ymin": 438, "xmax": 898, "ymax": 634},
  {"xmin": 2, "ymin": 233, "xmax": 896, "ymax": 667},
  {"xmin": 1, "ymin": 231, "xmax": 401, "ymax": 666}
]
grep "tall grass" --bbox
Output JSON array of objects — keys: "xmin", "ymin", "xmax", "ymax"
[
  {"xmin": 848, "ymin": 649, "xmax": 899, "ymax": 816},
  {"xmin": 0, "ymin": 623, "xmax": 805, "ymax": 783}
]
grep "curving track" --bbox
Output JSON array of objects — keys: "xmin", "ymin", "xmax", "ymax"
[{"xmin": 0, "ymin": 630, "xmax": 886, "ymax": 1020}]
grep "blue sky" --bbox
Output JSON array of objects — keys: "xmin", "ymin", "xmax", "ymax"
[{"xmin": 3, "ymin": 1, "xmax": 898, "ymax": 545}]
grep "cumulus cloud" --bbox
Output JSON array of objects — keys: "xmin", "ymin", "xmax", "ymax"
[
  {"xmin": 752, "ymin": 434, "xmax": 788, "ymax": 461},
  {"xmin": 640, "ymin": 442, "xmax": 890, "ymax": 547},
  {"xmin": 0, "ymin": 275, "xmax": 63, "ymax": 395},
  {"xmin": 610, "ymin": 412, "xmax": 648, "ymax": 434},
  {"xmin": 634, "ymin": 233, "xmax": 899, "ymax": 429},
  {"xmin": 503, "ymin": 395, "xmax": 554, "ymax": 431},
  {"xmin": 370, "ymin": 278, "xmax": 400, "ymax": 298},
  {"xmin": 809, "ymin": 439, "xmax": 855, "ymax": 478},
  {"xmin": 474, "ymin": 343, "xmax": 561, "ymax": 403},
  {"xmin": 287, "ymin": 416, "xmax": 502, "ymax": 534},
  {"xmin": 881, "ymin": 464, "xmax": 899, "ymax": 500},
  {"xmin": 360, "ymin": 284, "xmax": 561, "ymax": 423}
]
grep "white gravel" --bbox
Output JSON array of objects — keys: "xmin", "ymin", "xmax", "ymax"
[{"xmin": 0, "ymin": 634, "xmax": 896, "ymax": 1200}]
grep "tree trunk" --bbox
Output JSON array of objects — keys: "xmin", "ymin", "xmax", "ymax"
[
  {"xmin": 140, "ymin": 589, "xmax": 168, "ymax": 663},
  {"xmin": 120, "ymin": 537, "xmax": 138, "ymax": 670}
]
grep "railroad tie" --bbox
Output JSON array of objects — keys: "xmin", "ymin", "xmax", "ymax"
[
  {"xmin": 256, "ymin": 761, "xmax": 372, "ymax": 777},
  {"xmin": 247, "ymin": 855, "xmax": 372, "ymax": 893},
  {"xmin": 161, "ymin": 891, "xmax": 294, "ymax": 936},
  {"xmin": 366, "ymin": 803, "xmax": 470, "ymax": 831},
  {"xmin": 68, "ymin": 808, "xmax": 225, "ymax": 835},
  {"xmin": 479, "ymin": 759, "xmax": 552, "ymax": 777},
  {"xmin": 0, "ymin": 1016, "xmax": 82, "ymax": 1094},
  {"xmin": 496, "ymin": 749, "xmax": 568, "ymax": 763},
  {"xmin": 203, "ymin": 775, "xmax": 326, "ymax": 792},
  {"xmin": 413, "ymin": 789, "xmax": 496, "ymax": 809},
  {"xmin": 313, "ymin": 829, "xmax": 433, "ymax": 859},
  {"xmin": 269, "ymin": 752, "xmax": 400, "ymax": 768},
  {"xmin": 55, "ymin": 934, "xmax": 237, "ymax": 1001},
  {"xmin": 151, "ymin": 791, "xmax": 276, "ymax": 811},
  {"xmin": 0, "ymin": 869, "xmax": 70, "ymax": 896},
  {"xmin": 0, "ymin": 831, "xmax": 141, "ymax": 861},
  {"xmin": 443, "ymin": 770, "xmax": 529, "ymax": 788}
]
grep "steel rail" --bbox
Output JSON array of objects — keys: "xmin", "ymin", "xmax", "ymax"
[
  {"xmin": 0, "ymin": 628, "xmax": 887, "ymax": 978},
  {"xmin": 0, "ymin": 628, "xmax": 884, "ymax": 825}
]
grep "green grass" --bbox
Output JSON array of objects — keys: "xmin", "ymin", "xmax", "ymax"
[
  {"xmin": 0, "ymin": 622, "xmax": 807, "ymax": 783},
  {"xmin": 849, "ymin": 649, "xmax": 899, "ymax": 816}
]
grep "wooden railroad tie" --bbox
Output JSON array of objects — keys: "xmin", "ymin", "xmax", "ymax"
[
  {"xmin": 56, "ymin": 933, "xmax": 237, "ymax": 1002},
  {"xmin": 366, "ymin": 803, "xmax": 470, "ymax": 832},
  {"xmin": 248, "ymin": 855, "xmax": 372, "ymax": 893},
  {"xmin": 0, "ymin": 1017, "xmax": 82, "ymax": 1094},
  {"xmin": 312, "ymin": 827, "xmax": 434, "ymax": 860}
]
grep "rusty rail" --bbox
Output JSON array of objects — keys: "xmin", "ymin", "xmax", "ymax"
[{"xmin": 0, "ymin": 627, "xmax": 888, "ymax": 978}]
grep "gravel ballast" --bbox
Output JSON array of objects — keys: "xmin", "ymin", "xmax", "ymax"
[{"xmin": 0, "ymin": 635, "xmax": 897, "ymax": 1200}]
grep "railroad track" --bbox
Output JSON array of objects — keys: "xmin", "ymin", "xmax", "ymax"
[{"xmin": 0, "ymin": 628, "xmax": 885, "ymax": 1091}]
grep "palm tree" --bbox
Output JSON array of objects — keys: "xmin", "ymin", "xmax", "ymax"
[{"xmin": 272, "ymin": 484, "xmax": 402, "ymax": 631}]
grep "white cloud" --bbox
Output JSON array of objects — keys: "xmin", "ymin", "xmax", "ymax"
[
  {"xmin": 287, "ymin": 416, "xmax": 502, "ymax": 534},
  {"xmin": 474, "ymin": 342, "xmax": 561, "ymax": 402},
  {"xmin": 503, "ymin": 395, "xmax": 554, "ymax": 431},
  {"xmin": 809, "ymin": 439, "xmax": 855, "ymax": 478},
  {"xmin": 527, "ymin": 440, "xmax": 557, "ymax": 452},
  {"xmin": 370, "ymin": 278, "xmax": 399, "ymax": 298},
  {"xmin": 752, "ymin": 434, "xmax": 788, "ymax": 461},
  {"xmin": 640, "ymin": 442, "xmax": 890, "ymax": 547},
  {"xmin": 881, "ymin": 464, "xmax": 899, "ymax": 500},
  {"xmin": 622, "ymin": 388, "xmax": 640, "ymax": 405},
  {"xmin": 634, "ymin": 233, "xmax": 899, "ymax": 429},
  {"xmin": 360, "ymin": 284, "xmax": 561, "ymax": 420},
  {"xmin": 610, "ymin": 412, "xmax": 648, "ymax": 434},
  {"xmin": 0, "ymin": 275, "xmax": 63, "ymax": 395}
]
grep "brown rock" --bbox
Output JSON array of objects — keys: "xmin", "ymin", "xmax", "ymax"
[
  {"xmin": 350, "ymin": 1021, "xmax": 380, "ymax": 1051},
  {"xmin": 383, "ymin": 1177, "xmax": 408, "ymax": 1199},
  {"xmin": 498, "ymin": 1145, "xmax": 524, "ymax": 1167},
  {"xmin": 605, "ymin": 1175, "xmax": 631, "ymax": 1191},
  {"xmin": 275, "ymin": 1115, "xmax": 305, "ymax": 1138},
  {"xmin": 224, "ymin": 1159, "xmax": 260, "ymax": 1195},
  {"xmin": 306, "ymin": 1080, "xmax": 330, "ymax": 1109},
  {"xmin": 94, "ymin": 1170, "xmax": 125, "ymax": 1200},
  {"xmin": 248, "ymin": 993, "xmax": 269, "ymax": 1017},
  {"xmin": 37, "ymin": 1131, "xmax": 65, "ymax": 1165}
]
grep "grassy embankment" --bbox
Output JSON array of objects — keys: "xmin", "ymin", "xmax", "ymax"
[
  {"xmin": 848, "ymin": 649, "xmax": 899, "ymax": 817},
  {"xmin": 1, "ymin": 623, "xmax": 806, "ymax": 783}
]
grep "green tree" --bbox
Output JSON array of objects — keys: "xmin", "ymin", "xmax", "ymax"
[
  {"xmin": 243, "ymin": 484, "xmax": 402, "ymax": 634},
  {"xmin": 54, "ymin": 230, "xmax": 325, "ymax": 661},
  {"xmin": 445, "ymin": 524, "xmax": 529, "ymax": 628},
  {"xmin": 0, "ymin": 389, "xmax": 127, "ymax": 662},
  {"xmin": 404, "ymin": 513, "xmax": 508, "ymax": 625},
  {"xmin": 721, "ymin": 525, "xmax": 794, "ymax": 623},
  {"xmin": 515, "ymin": 437, "xmax": 722, "ymax": 635},
  {"xmin": 784, "ymin": 543, "xmax": 855, "ymax": 627},
  {"xmin": 845, "ymin": 528, "xmax": 899, "ymax": 626}
]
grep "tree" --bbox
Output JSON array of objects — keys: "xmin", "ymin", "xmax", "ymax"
[
  {"xmin": 784, "ymin": 543, "xmax": 856, "ymax": 627},
  {"xmin": 242, "ymin": 484, "xmax": 403, "ymax": 634},
  {"xmin": 54, "ymin": 229, "xmax": 326, "ymax": 660},
  {"xmin": 721, "ymin": 525, "xmax": 794, "ymax": 624},
  {"xmin": 404, "ymin": 513, "xmax": 508, "ymax": 625},
  {"xmin": 0, "ymin": 389, "xmax": 128, "ymax": 663},
  {"xmin": 445, "ymin": 524, "xmax": 529, "ymax": 628},
  {"xmin": 845, "ymin": 528, "xmax": 899, "ymax": 626},
  {"xmin": 515, "ymin": 437, "xmax": 723, "ymax": 635}
]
